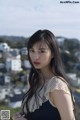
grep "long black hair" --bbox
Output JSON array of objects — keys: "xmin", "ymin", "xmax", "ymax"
[{"xmin": 22, "ymin": 29, "xmax": 75, "ymax": 115}]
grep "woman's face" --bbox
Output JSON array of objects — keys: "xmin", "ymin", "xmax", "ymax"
[{"xmin": 29, "ymin": 42, "xmax": 53, "ymax": 71}]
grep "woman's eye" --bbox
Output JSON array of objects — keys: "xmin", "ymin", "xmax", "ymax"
[
  {"xmin": 40, "ymin": 50, "xmax": 46, "ymax": 53},
  {"xmin": 29, "ymin": 49, "xmax": 34, "ymax": 53}
]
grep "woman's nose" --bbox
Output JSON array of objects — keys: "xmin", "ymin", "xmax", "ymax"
[{"xmin": 34, "ymin": 53, "xmax": 40, "ymax": 59}]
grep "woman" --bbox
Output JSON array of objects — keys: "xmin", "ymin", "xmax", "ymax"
[{"xmin": 13, "ymin": 29, "xmax": 75, "ymax": 120}]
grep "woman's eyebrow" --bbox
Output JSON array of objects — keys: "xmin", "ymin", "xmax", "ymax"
[{"xmin": 39, "ymin": 47, "xmax": 47, "ymax": 50}]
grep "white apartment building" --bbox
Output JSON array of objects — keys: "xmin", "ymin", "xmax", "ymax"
[
  {"xmin": 22, "ymin": 60, "xmax": 31, "ymax": 69},
  {"xmin": 0, "ymin": 43, "xmax": 10, "ymax": 52},
  {"xmin": 20, "ymin": 47, "xmax": 28, "ymax": 55},
  {"xmin": 5, "ymin": 56, "xmax": 22, "ymax": 72},
  {"xmin": 0, "ymin": 88, "xmax": 7, "ymax": 100}
]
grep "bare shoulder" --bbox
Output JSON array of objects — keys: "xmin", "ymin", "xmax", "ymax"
[
  {"xmin": 50, "ymin": 89, "xmax": 72, "ymax": 106},
  {"xmin": 49, "ymin": 90, "xmax": 75, "ymax": 120}
]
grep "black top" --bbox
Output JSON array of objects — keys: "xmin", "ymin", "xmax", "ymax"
[{"xmin": 26, "ymin": 100, "xmax": 61, "ymax": 120}]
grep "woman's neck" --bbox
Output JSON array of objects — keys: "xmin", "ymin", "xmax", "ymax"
[{"xmin": 41, "ymin": 67, "xmax": 54, "ymax": 80}]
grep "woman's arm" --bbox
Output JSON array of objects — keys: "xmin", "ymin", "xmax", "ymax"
[{"xmin": 49, "ymin": 90, "xmax": 75, "ymax": 120}]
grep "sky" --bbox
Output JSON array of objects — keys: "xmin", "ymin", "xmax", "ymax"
[{"xmin": 0, "ymin": 0, "xmax": 80, "ymax": 40}]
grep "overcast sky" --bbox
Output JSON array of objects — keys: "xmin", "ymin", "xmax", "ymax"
[{"xmin": 0, "ymin": 0, "xmax": 80, "ymax": 40}]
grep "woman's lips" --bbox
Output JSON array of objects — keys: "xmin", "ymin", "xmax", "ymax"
[{"xmin": 33, "ymin": 61, "xmax": 40, "ymax": 65}]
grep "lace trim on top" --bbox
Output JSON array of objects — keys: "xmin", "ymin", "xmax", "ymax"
[{"xmin": 21, "ymin": 76, "xmax": 72, "ymax": 114}]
